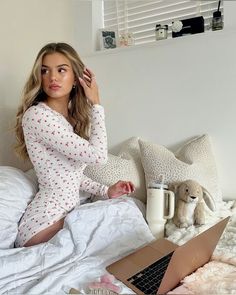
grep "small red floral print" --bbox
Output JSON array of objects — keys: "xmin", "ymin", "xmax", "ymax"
[{"xmin": 15, "ymin": 103, "xmax": 108, "ymax": 247}]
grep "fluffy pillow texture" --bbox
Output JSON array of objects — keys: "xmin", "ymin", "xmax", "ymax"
[
  {"xmin": 139, "ymin": 135, "xmax": 222, "ymax": 207},
  {"xmin": 84, "ymin": 137, "xmax": 146, "ymax": 203},
  {"xmin": 118, "ymin": 137, "xmax": 146, "ymax": 202},
  {"xmin": 0, "ymin": 166, "xmax": 38, "ymax": 248}
]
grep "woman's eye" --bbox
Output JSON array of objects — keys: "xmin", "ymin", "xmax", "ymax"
[
  {"xmin": 41, "ymin": 68, "xmax": 48, "ymax": 75},
  {"xmin": 58, "ymin": 68, "xmax": 66, "ymax": 73}
]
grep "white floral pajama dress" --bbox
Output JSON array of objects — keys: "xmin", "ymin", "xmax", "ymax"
[{"xmin": 15, "ymin": 102, "xmax": 108, "ymax": 247}]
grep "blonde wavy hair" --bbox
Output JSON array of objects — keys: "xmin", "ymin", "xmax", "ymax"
[{"xmin": 15, "ymin": 42, "xmax": 91, "ymax": 160}]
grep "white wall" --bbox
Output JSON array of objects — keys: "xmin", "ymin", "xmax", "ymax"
[
  {"xmin": 0, "ymin": 0, "xmax": 235, "ymax": 199},
  {"xmin": 81, "ymin": 1, "xmax": 236, "ymax": 200},
  {"xmin": 0, "ymin": 0, "xmax": 77, "ymax": 170}
]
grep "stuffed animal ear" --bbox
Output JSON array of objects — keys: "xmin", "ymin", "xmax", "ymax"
[
  {"xmin": 168, "ymin": 182, "xmax": 181, "ymax": 194},
  {"xmin": 202, "ymin": 186, "xmax": 216, "ymax": 211}
]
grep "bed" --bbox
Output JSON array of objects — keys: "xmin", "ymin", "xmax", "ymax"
[{"xmin": 0, "ymin": 135, "xmax": 236, "ymax": 294}]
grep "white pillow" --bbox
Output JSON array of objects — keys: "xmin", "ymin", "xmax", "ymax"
[
  {"xmin": 139, "ymin": 135, "xmax": 222, "ymax": 207},
  {"xmin": 0, "ymin": 166, "xmax": 38, "ymax": 248},
  {"xmin": 84, "ymin": 143, "xmax": 146, "ymax": 203}
]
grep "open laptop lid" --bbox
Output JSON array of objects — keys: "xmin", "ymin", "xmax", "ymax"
[{"xmin": 158, "ymin": 216, "xmax": 230, "ymax": 294}]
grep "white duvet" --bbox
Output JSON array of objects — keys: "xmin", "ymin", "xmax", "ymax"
[
  {"xmin": 0, "ymin": 196, "xmax": 236, "ymax": 294},
  {"xmin": 0, "ymin": 197, "xmax": 153, "ymax": 294}
]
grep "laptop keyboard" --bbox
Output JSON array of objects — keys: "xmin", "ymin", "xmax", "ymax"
[{"xmin": 127, "ymin": 251, "xmax": 174, "ymax": 295}]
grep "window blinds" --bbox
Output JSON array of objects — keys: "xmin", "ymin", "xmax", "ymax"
[{"xmin": 103, "ymin": 0, "xmax": 223, "ymax": 45}]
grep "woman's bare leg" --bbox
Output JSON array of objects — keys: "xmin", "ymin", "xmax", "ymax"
[{"xmin": 24, "ymin": 218, "xmax": 65, "ymax": 247}]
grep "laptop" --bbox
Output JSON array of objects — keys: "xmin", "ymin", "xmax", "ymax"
[{"xmin": 106, "ymin": 216, "xmax": 229, "ymax": 295}]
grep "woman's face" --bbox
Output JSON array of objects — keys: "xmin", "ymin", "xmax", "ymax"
[{"xmin": 41, "ymin": 52, "xmax": 75, "ymax": 102}]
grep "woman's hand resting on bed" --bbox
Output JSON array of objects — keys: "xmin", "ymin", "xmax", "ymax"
[{"xmin": 107, "ymin": 181, "xmax": 135, "ymax": 199}]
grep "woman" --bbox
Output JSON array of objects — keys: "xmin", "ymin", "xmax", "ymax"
[{"xmin": 14, "ymin": 42, "xmax": 134, "ymax": 247}]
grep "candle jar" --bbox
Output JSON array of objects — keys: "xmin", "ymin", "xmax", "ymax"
[
  {"xmin": 127, "ymin": 32, "xmax": 134, "ymax": 46},
  {"xmin": 119, "ymin": 33, "xmax": 127, "ymax": 47},
  {"xmin": 155, "ymin": 24, "xmax": 168, "ymax": 40},
  {"xmin": 119, "ymin": 32, "xmax": 134, "ymax": 47}
]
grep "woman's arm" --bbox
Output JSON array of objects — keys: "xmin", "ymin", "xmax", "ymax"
[
  {"xmin": 80, "ymin": 174, "xmax": 109, "ymax": 200},
  {"xmin": 22, "ymin": 104, "xmax": 107, "ymax": 165},
  {"xmin": 80, "ymin": 174, "xmax": 135, "ymax": 201}
]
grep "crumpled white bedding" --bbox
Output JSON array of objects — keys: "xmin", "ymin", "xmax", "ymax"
[
  {"xmin": 0, "ymin": 197, "xmax": 154, "ymax": 294},
  {"xmin": 0, "ymin": 196, "xmax": 236, "ymax": 294}
]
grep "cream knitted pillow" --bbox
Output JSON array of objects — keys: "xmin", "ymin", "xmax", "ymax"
[
  {"xmin": 84, "ymin": 143, "xmax": 146, "ymax": 203},
  {"xmin": 118, "ymin": 137, "xmax": 146, "ymax": 202},
  {"xmin": 139, "ymin": 135, "xmax": 222, "ymax": 206}
]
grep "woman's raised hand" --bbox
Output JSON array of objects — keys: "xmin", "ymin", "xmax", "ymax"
[
  {"xmin": 78, "ymin": 67, "xmax": 100, "ymax": 105},
  {"xmin": 107, "ymin": 180, "xmax": 135, "ymax": 199}
]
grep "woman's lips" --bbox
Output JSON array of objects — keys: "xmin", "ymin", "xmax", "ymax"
[{"xmin": 49, "ymin": 85, "xmax": 61, "ymax": 90}]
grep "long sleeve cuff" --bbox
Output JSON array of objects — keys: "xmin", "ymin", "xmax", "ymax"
[{"xmin": 90, "ymin": 184, "xmax": 109, "ymax": 202}]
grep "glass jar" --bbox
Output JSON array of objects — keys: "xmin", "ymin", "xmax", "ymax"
[
  {"xmin": 119, "ymin": 32, "xmax": 134, "ymax": 47},
  {"xmin": 155, "ymin": 24, "xmax": 168, "ymax": 40},
  {"xmin": 212, "ymin": 11, "xmax": 223, "ymax": 31}
]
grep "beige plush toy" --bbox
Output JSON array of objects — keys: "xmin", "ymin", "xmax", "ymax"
[{"xmin": 170, "ymin": 179, "xmax": 216, "ymax": 228}]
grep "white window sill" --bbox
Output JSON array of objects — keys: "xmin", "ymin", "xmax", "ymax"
[{"xmin": 82, "ymin": 28, "xmax": 232, "ymax": 58}]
